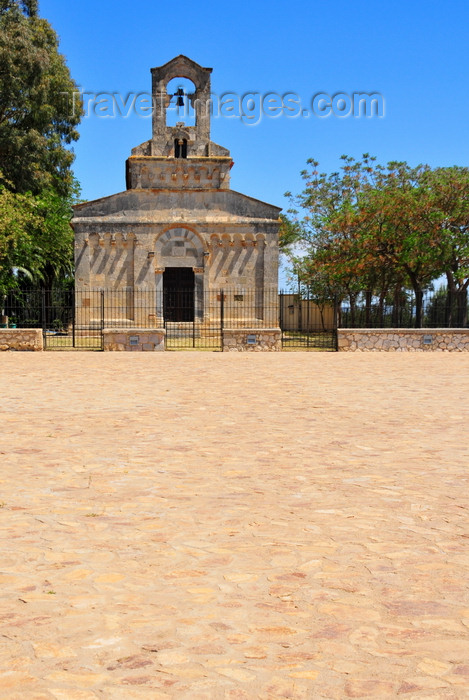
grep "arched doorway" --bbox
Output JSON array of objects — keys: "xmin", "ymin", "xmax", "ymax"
[{"xmin": 163, "ymin": 267, "xmax": 195, "ymax": 322}]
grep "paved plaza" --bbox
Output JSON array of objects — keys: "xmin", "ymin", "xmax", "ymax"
[{"xmin": 0, "ymin": 352, "xmax": 468, "ymax": 699}]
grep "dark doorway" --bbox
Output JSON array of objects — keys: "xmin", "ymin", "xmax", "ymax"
[{"xmin": 163, "ymin": 267, "xmax": 194, "ymax": 321}]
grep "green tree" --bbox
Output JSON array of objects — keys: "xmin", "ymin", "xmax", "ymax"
[
  {"xmin": 0, "ymin": 1, "xmax": 82, "ymax": 291},
  {"xmin": 0, "ymin": 183, "xmax": 40, "ymax": 295},
  {"xmin": 33, "ymin": 185, "xmax": 77, "ymax": 290},
  {"xmin": 278, "ymin": 213, "xmax": 303, "ymax": 251},
  {"xmin": 0, "ymin": 1, "xmax": 37, "ymax": 16},
  {"xmin": 423, "ymin": 167, "xmax": 469, "ymax": 326},
  {"xmin": 0, "ymin": 0, "xmax": 82, "ymax": 197},
  {"xmin": 285, "ymin": 155, "xmax": 401, "ymax": 323},
  {"xmin": 286, "ymin": 156, "xmax": 454, "ymax": 327},
  {"xmin": 354, "ymin": 161, "xmax": 443, "ymax": 326}
]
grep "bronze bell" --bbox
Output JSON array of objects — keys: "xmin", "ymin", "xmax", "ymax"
[{"xmin": 176, "ymin": 88, "xmax": 184, "ymax": 107}]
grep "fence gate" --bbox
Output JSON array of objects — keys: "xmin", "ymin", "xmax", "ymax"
[
  {"xmin": 163, "ymin": 288, "xmax": 221, "ymax": 350},
  {"xmin": 279, "ymin": 291, "xmax": 337, "ymax": 351},
  {"xmin": 3, "ymin": 288, "xmax": 337, "ymax": 351}
]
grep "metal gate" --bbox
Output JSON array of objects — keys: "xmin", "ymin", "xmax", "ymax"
[
  {"xmin": 279, "ymin": 291, "xmax": 337, "ymax": 351},
  {"xmin": 164, "ymin": 320, "xmax": 222, "ymax": 350},
  {"xmin": 2, "ymin": 288, "xmax": 338, "ymax": 351},
  {"xmin": 164, "ymin": 288, "xmax": 222, "ymax": 350}
]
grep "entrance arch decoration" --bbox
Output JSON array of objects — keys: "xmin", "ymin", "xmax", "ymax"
[{"xmin": 154, "ymin": 226, "xmax": 206, "ymax": 322}]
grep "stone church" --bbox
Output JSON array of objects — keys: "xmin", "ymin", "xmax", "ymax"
[{"xmin": 72, "ymin": 55, "xmax": 281, "ymax": 327}]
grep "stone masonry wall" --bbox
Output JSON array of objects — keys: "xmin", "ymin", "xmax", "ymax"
[
  {"xmin": 223, "ymin": 328, "xmax": 281, "ymax": 352},
  {"xmin": 0, "ymin": 329, "xmax": 43, "ymax": 351},
  {"xmin": 338, "ymin": 328, "xmax": 469, "ymax": 352},
  {"xmin": 103, "ymin": 329, "xmax": 165, "ymax": 352}
]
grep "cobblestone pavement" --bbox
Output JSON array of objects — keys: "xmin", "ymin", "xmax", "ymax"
[{"xmin": 0, "ymin": 352, "xmax": 468, "ymax": 699}]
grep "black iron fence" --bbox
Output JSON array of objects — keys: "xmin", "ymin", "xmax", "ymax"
[
  {"xmin": 279, "ymin": 292, "xmax": 337, "ymax": 350},
  {"xmin": 1, "ymin": 288, "xmax": 337, "ymax": 351},
  {"xmin": 4, "ymin": 287, "xmax": 465, "ymax": 349},
  {"xmin": 339, "ymin": 290, "xmax": 468, "ymax": 329}
]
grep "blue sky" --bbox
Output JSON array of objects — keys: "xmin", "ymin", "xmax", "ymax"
[{"xmin": 41, "ymin": 0, "xmax": 469, "ymax": 283}]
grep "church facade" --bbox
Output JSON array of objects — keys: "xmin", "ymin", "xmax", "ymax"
[{"xmin": 72, "ymin": 56, "xmax": 281, "ymax": 327}]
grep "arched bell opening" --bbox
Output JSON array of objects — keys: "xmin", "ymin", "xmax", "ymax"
[
  {"xmin": 174, "ymin": 138, "xmax": 188, "ymax": 158},
  {"xmin": 165, "ymin": 77, "xmax": 196, "ymax": 127}
]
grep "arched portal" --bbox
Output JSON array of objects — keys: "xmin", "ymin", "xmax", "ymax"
[
  {"xmin": 163, "ymin": 267, "xmax": 195, "ymax": 321},
  {"xmin": 154, "ymin": 226, "xmax": 205, "ymax": 323}
]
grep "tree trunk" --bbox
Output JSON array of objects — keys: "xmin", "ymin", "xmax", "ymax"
[
  {"xmin": 445, "ymin": 271, "xmax": 456, "ymax": 327},
  {"xmin": 348, "ymin": 291, "xmax": 357, "ymax": 327},
  {"xmin": 446, "ymin": 272, "xmax": 468, "ymax": 327},
  {"xmin": 39, "ymin": 264, "xmax": 56, "ymax": 327},
  {"xmin": 378, "ymin": 289, "xmax": 388, "ymax": 327},
  {"xmin": 392, "ymin": 286, "xmax": 402, "ymax": 327},
  {"xmin": 365, "ymin": 290, "xmax": 372, "ymax": 326},
  {"xmin": 455, "ymin": 281, "xmax": 469, "ymax": 327},
  {"xmin": 414, "ymin": 288, "xmax": 423, "ymax": 328},
  {"xmin": 406, "ymin": 270, "xmax": 424, "ymax": 328}
]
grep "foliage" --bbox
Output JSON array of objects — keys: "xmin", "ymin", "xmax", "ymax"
[
  {"xmin": 278, "ymin": 213, "xmax": 303, "ymax": 250},
  {"xmin": 0, "ymin": 1, "xmax": 37, "ymax": 16},
  {"xmin": 33, "ymin": 184, "xmax": 78, "ymax": 288},
  {"xmin": 0, "ymin": 0, "xmax": 38, "ymax": 17},
  {"xmin": 422, "ymin": 167, "xmax": 469, "ymax": 325},
  {"xmin": 285, "ymin": 155, "xmax": 469, "ymax": 327},
  {"xmin": 0, "ymin": 183, "xmax": 40, "ymax": 294},
  {"xmin": 0, "ymin": 179, "xmax": 79, "ymax": 294},
  {"xmin": 0, "ymin": 0, "xmax": 82, "ymax": 197},
  {"xmin": 0, "ymin": 1, "xmax": 82, "ymax": 292}
]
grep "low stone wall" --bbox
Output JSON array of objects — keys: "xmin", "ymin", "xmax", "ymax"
[
  {"xmin": 223, "ymin": 328, "xmax": 282, "ymax": 352},
  {"xmin": 103, "ymin": 328, "xmax": 165, "ymax": 351},
  {"xmin": 0, "ymin": 328, "xmax": 43, "ymax": 351},
  {"xmin": 338, "ymin": 328, "xmax": 469, "ymax": 352}
]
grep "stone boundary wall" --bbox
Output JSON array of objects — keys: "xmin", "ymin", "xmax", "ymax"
[
  {"xmin": 103, "ymin": 328, "xmax": 165, "ymax": 351},
  {"xmin": 223, "ymin": 328, "xmax": 282, "ymax": 352},
  {"xmin": 0, "ymin": 329, "xmax": 43, "ymax": 351},
  {"xmin": 338, "ymin": 328, "xmax": 469, "ymax": 352}
]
